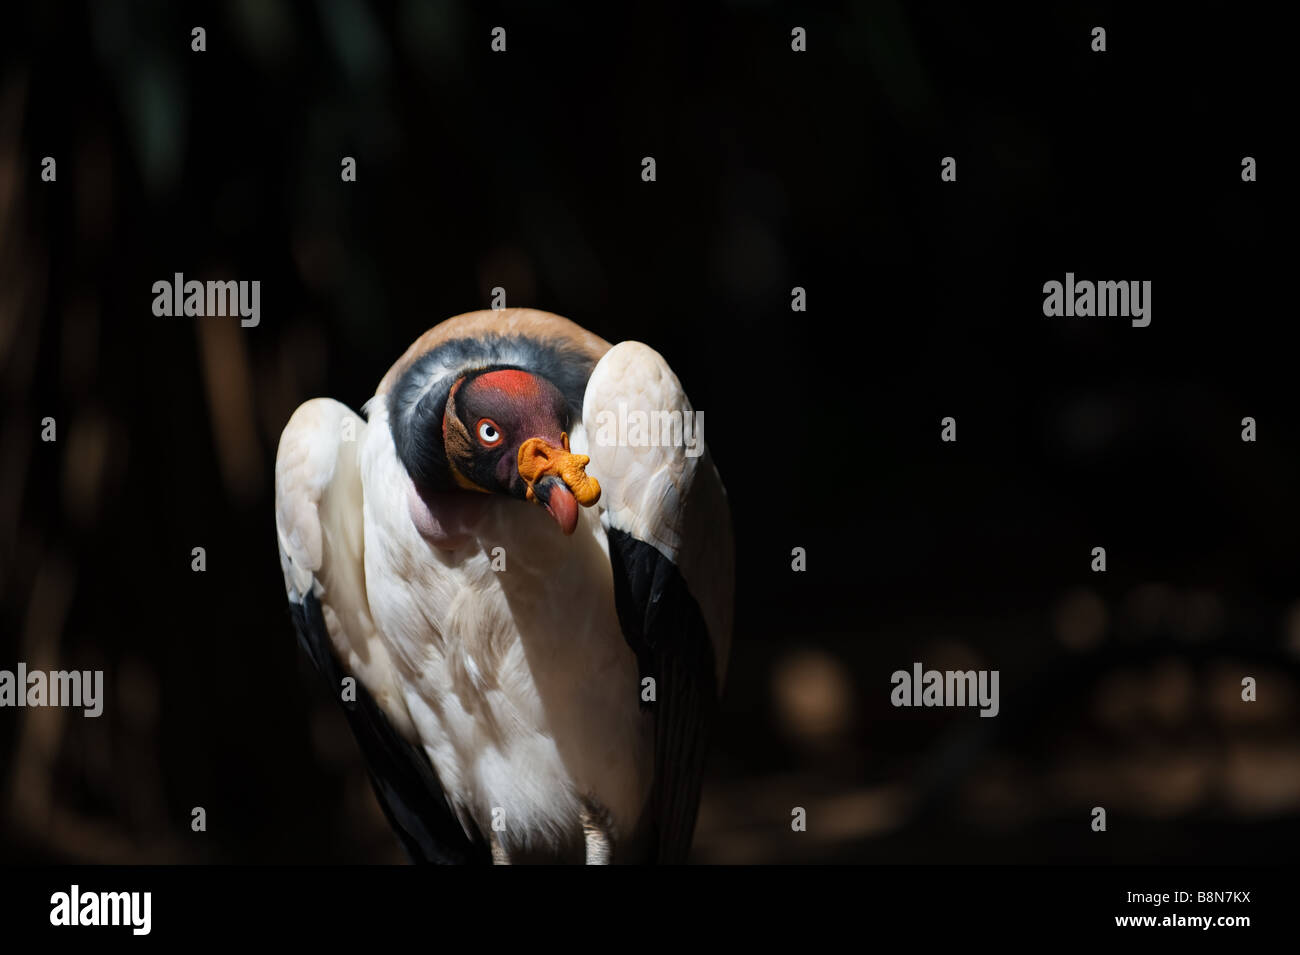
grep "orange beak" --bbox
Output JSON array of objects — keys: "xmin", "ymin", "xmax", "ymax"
[{"xmin": 517, "ymin": 433, "xmax": 601, "ymax": 534}]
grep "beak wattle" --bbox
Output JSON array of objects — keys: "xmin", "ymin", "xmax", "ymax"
[{"xmin": 517, "ymin": 434, "xmax": 601, "ymax": 535}]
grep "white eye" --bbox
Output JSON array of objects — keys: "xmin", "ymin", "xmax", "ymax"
[{"xmin": 478, "ymin": 420, "xmax": 500, "ymax": 445}]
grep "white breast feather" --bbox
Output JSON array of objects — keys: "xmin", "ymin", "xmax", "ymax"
[{"xmin": 359, "ymin": 404, "xmax": 651, "ymax": 852}]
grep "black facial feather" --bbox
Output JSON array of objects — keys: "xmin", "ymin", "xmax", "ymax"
[{"xmin": 387, "ymin": 334, "xmax": 598, "ymax": 493}]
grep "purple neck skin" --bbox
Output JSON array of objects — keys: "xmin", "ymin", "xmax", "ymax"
[{"xmin": 407, "ymin": 478, "xmax": 489, "ymax": 551}]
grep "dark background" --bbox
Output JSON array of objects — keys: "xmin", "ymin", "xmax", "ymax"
[{"xmin": 1, "ymin": 1, "xmax": 1296, "ymax": 863}]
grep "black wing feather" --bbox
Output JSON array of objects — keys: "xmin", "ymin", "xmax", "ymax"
[
  {"xmin": 607, "ymin": 528, "xmax": 719, "ymax": 864},
  {"xmin": 288, "ymin": 591, "xmax": 491, "ymax": 865}
]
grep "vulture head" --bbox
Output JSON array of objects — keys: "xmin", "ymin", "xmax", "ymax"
[
  {"xmin": 383, "ymin": 335, "xmax": 607, "ymax": 548},
  {"xmin": 441, "ymin": 367, "xmax": 600, "ymax": 534}
]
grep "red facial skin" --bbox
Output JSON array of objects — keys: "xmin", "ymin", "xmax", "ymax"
[{"xmin": 416, "ymin": 369, "xmax": 590, "ymax": 547}]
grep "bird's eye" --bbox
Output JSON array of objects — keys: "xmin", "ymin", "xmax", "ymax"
[{"xmin": 477, "ymin": 419, "xmax": 502, "ymax": 446}]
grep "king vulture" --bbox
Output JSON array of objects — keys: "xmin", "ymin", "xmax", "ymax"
[{"xmin": 274, "ymin": 309, "xmax": 734, "ymax": 864}]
